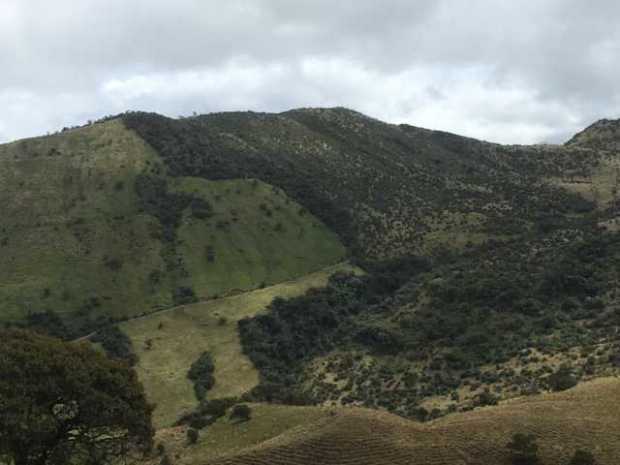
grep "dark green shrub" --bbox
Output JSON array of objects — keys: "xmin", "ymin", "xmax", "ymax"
[
  {"xmin": 186, "ymin": 428, "xmax": 199, "ymax": 444},
  {"xmin": 569, "ymin": 449, "xmax": 597, "ymax": 465},
  {"xmin": 547, "ymin": 366, "xmax": 577, "ymax": 392},
  {"xmin": 230, "ymin": 404, "xmax": 252, "ymax": 422},
  {"xmin": 506, "ymin": 433, "xmax": 540, "ymax": 465},
  {"xmin": 187, "ymin": 352, "xmax": 215, "ymax": 401}
]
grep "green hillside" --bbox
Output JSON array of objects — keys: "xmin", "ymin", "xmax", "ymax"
[
  {"xmin": 0, "ymin": 120, "xmax": 345, "ymax": 325},
  {"xmin": 121, "ymin": 263, "xmax": 360, "ymax": 427},
  {"xmin": 123, "ymin": 109, "xmax": 601, "ymax": 259}
]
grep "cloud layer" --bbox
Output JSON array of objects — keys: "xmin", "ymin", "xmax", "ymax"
[{"xmin": 1, "ymin": 0, "xmax": 619, "ymax": 144}]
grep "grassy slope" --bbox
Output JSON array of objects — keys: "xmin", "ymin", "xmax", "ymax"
[
  {"xmin": 0, "ymin": 120, "xmax": 165, "ymax": 322},
  {"xmin": 173, "ymin": 178, "xmax": 345, "ymax": 299},
  {"xmin": 121, "ymin": 263, "xmax": 361, "ymax": 428},
  {"xmin": 0, "ymin": 121, "xmax": 345, "ymax": 323},
  {"xmin": 153, "ymin": 404, "xmax": 329, "ymax": 465},
  {"xmin": 201, "ymin": 378, "xmax": 620, "ymax": 465}
]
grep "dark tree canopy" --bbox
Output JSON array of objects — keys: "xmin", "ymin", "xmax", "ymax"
[{"xmin": 0, "ymin": 329, "xmax": 154, "ymax": 465}]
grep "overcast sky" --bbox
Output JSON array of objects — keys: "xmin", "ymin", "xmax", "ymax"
[{"xmin": 1, "ymin": 0, "xmax": 619, "ymax": 144}]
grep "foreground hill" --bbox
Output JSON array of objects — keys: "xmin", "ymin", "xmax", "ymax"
[{"xmin": 147, "ymin": 378, "xmax": 620, "ymax": 465}]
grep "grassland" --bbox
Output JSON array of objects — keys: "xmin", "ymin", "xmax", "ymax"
[
  {"xmin": 121, "ymin": 262, "xmax": 361, "ymax": 428},
  {"xmin": 0, "ymin": 121, "xmax": 345, "ymax": 323},
  {"xmin": 172, "ymin": 177, "xmax": 346, "ymax": 299},
  {"xmin": 152, "ymin": 404, "xmax": 330, "ymax": 464},
  {"xmin": 0, "ymin": 120, "xmax": 165, "ymax": 322},
  {"xmin": 201, "ymin": 378, "xmax": 620, "ymax": 465}
]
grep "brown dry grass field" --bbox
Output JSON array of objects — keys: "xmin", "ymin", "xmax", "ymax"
[{"xmin": 206, "ymin": 377, "xmax": 620, "ymax": 465}]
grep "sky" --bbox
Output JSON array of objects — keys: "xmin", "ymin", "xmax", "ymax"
[{"xmin": 1, "ymin": 0, "xmax": 619, "ymax": 144}]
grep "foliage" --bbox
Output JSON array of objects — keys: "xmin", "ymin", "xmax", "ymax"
[
  {"xmin": 176, "ymin": 398, "xmax": 238, "ymax": 430},
  {"xmin": 568, "ymin": 449, "xmax": 598, "ymax": 465},
  {"xmin": 187, "ymin": 352, "xmax": 216, "ymax": 401},
  {"xmin": 547, "ymin": 366, "xmax": 578, "ymax": 392},
  {"xmin": 91, "ymin": 324, "xmax": 137, "ymax": 365},
  {"xmin": 0, "ymin": 329, "xmax": 153, "ymax": 465},
  {"xmin": 506, "ymin": 433, "xmax": 540, "ymax": 465},
  {"xmin": 186, "ymin": 428, "xmax": 199, "ymax": 445},
  {"xmin": 239, "ymin": 257, "xmax": 430, "ymax": 403},
  {"xmin": 230, "ymin": 404, "xmax": 252, "ymax": 422}
]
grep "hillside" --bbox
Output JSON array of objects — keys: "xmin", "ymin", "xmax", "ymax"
[
  {"xmin": 148, "ymin": 378, "xmax": 620, "ymax": 465},
  {"xmin": 3, "ymin": 108, "xmax": 620, "ymax": 464},
  {"xmin": 120, "ymin": 263, "xmax": 361, "ymax": 427},
  {"xmin": 0, "ymin": 119, "xmax": 345, "ymax": 326},
  {"xmin": 123, "ymin": 108, "xmax": 603, "ymax": 258}
]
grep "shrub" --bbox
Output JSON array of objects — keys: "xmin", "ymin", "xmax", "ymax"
[
  {"xmin": 173, "ymin": 286, "xmax": 198, "ymax": 306},
  {"xmin": 186, "ymin": 428, "xmax": 199, "ymax": 444},
  {"xmin": 547, "ymin": 366, "xmax": 577, "ymax": 392},
  {"xmin": 506, "ymin": 433, "xmax": 540, "ymax": 465},
  {"xmin": 230, "ymin": 404, "xmax": 252, "ymax": 422},
  {"xmin": 91, "ymin": 325, "xmax": 137, "ymax": 365},
  {"xmin": 569, "ymin": 449, "xmax": 597, "ymax": 465},
  {"xmin": 187, "ymin": 352, "xmax": 215, "ymax": 401}
]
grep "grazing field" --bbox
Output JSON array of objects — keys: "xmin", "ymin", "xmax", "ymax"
[
  {"xmin": 205, "ymin": 378, "xmax": 620, "ymax": 465},
  {"xmin": 121, "ymin": 262, "xmax": 361, "ymax": 427}
]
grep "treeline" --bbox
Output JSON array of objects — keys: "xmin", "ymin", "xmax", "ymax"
[
  {"xmin": 238, "ymin": 229, "xmax": 620, "ymax": 411},
  {"xmin": 8, "ymin": 309, "xmax": 138, "ymax": 365},
  {"xmin": 238, "ymin": 256, "xmax": 431, "ymax": 404}
]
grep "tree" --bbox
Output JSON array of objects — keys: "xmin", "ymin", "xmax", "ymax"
[
  {"xmin": 506, "ymin": 433, "xmax": 540, "ymax": 465},
  {"xmin": 229, "ymin": 404, "xmax": 252, "ymax": 422},
  {"xmin": 186, "ymin": 428, "xmax": 199, "ymax": 445},
  {"xmin": 187, "ymin": 352, "xmax": 215, "ymax": 401},
  {"xmin": 547, "ymin": 365, "xmax": 577, "ymax": 392},
  {"xmin": 569, "ymin": 449, "xmax": 597, "ymax": 465},
  {"xmin": 0, "ymin": 329, "xmax": 153, "ymax": 465}
]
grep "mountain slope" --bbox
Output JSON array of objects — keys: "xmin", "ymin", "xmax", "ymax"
[
  {"xmin": 0, "ymin": 119, "xmax": 345, "ymax": 325},
  {"xmin": 123, "ymin": 108, "xmax": 599, "ymax": 258}
]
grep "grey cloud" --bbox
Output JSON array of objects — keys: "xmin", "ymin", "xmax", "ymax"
[{"xmin": 1, "ymin": 0, "xmax": 619, "ymax": 143}]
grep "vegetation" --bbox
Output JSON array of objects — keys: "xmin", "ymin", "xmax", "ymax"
[
  {"xmin": 0, "ymin": 120, "xmax": 345, "ymax": 325},
  {"xmin": 2, "ymin": 109, "xmax": 620, "ymax": 464},
  {"xmin": 187, "ymin": 352, "xmax": 216, "ymax": 401},
  {"xmin": 120, "ymin": 263, "xmax": 359, "ymax": 427},
  {"xmin": 0, "ymin": 329, "xmax": 153, "ymax": 465},
  {"xmin": 198, "ymin": 378, "xmax": 620, "ymax": 465},
  {"xmin": 123, "ymin": 108, "xmax": 602, "ymax": 259},
  {"xmin": 91, "ymin": 324, "xmax": 137, "ymax": 365},
  {"xmin": 507, "ymin": 433, "xmax": 540, "ymax": 465},
  {"xmin": 568, "ymin": 449, "xmax": 598, "ymax": 465},
  {"xmin": 230, "ymin": 404, "xmax": 252, "ymax": 422}
]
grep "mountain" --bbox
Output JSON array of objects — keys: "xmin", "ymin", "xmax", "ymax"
[
  {"xmin": 122, "ymin": 108, "xmax": 602, "ymax": 259},
  {"xmin": 2, "ymin": 108, "xmax": 620, "ymax": 463}
]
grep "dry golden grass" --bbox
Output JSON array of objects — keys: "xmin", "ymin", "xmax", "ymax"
[{"xmin": 210, "ymin": 378, "xmax": 620, "ymax": 465}]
